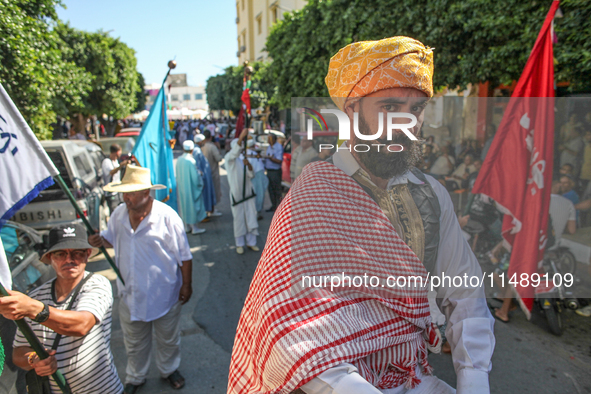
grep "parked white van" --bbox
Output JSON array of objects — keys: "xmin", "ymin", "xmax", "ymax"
[{"xmin": 10, "ymin": 140, "xmax": 108, "ymax": 232}]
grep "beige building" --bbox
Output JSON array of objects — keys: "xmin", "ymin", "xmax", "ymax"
[
  {"xmin": 145, "ymin": 74, "xmax": 208, "ymax": 111},
  {"xmin": 236, "ymin": 0, "xmax": 308, "ymax": 64}
]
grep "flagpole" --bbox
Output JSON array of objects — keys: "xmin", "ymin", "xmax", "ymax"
[
  {"xmin": 160, "ymin": 60, "xmax": 177, "ymax": 203},
  {"xmin": 232, "ymin": 62, "xmax": 256, "ymax": 206},
  {"xmin": 0, "ymin": 283, "xmax": 72, "ymax": 394},
  {"xmin": 53, "ymin": 175, "xmax": 124, "ymax": 285}
]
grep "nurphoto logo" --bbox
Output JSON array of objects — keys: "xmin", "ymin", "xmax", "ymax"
[{"xmin": 301, "ymin": 108, "xmax": 418, "ymax": 153}]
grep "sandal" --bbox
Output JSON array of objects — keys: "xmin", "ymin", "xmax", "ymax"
[
  {"xmin": 163, "ymin": 370, "xmax": 185, "ymax": 390},
  {"xmin": 124, "ymin": 382, "xmax": 144, "ymax": 394},
  {"xmin": 493, "ymin": 308, "xmax": 510, "ymax": 323}
]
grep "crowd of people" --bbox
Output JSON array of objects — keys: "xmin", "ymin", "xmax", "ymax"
[{"xmin": 2, "ymin": 36, "xmax": 590, "ymax": 394}]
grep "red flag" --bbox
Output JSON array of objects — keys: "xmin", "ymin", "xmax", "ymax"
[
  {"xmin": 472, "ymin": 0, "xmax": 560, "ymax": 315},
  {"xmin": 235, "ymin": 105, "xmax": 245, "ymax": 135},
  {"xmin": 241, "ymin": 87, "xmax": 251, "ymax": 114}
]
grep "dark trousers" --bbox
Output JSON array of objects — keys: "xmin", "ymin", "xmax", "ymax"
[{"xmin": 266, "ymin": 169, "xmax": 282, "ymax": 209}]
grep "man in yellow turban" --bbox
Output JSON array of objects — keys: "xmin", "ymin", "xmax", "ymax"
[{"xmin": 228, "ymin": 37, "xmax": 494, "ymax": 394}]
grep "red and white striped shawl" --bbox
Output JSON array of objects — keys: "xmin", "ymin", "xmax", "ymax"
[{"xmin": 228, "ymin": 161, "xmax": 440, "ymax": 394}]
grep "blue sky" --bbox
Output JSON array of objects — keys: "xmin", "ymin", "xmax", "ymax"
[{"xmin": 57, "ymin": 0, "xmax": 238, "ymax": 86}]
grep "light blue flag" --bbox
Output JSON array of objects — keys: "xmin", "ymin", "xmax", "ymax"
[{"xmin": 132, "ymin": 87, "xmax": 177, "ymax": 211}]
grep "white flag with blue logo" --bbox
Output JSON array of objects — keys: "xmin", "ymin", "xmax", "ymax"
[
  {"xmin": 0, "ymin": 83, "xmax": 58, "ymax": 229},
  {"xmin": 0, "ymin": 239, "xmax": 10, "ymax": 289}
]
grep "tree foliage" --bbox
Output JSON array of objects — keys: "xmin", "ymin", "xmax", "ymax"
[
  {"xmin": 56, "ymin": 23, "xmax": 141, "ymax": 120},
  {"xmin": 206, "ymin": 62, "xmax": 275, "ymax": 113},
  {"xmin": 0, "ymin": 1, "xmax": 143, "ymax": 139},
  {"xmin": 134, "ymin": 72, "xmax": 147, "ymax": 113},
  {"xmin": 265, "ymin": 0, "xmax": 591, "ymax": 108},
  {"xmin": 0, "ymin": 0, "xmax": 91, "ymax": 139}
]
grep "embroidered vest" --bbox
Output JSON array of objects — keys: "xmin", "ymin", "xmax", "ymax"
[{"xmin": 327, "ymin": 158, "xmax": 441, "ymax": 274}]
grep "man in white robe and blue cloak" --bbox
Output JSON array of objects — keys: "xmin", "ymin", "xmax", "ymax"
[
  {"xmin": 176, "ymin": 140, "xmax": 206, "ymax": 234},
  {"xmin": 225, "ymin": 129, "xmax": 259, "ymax": 254},
  {"xmin": 194, "ymin": 134, "xmax": 217, "ymax": 213}
]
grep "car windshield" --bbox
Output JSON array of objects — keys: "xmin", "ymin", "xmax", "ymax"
[
  {"xmin": 29, "ymin": 150, "xmax": 72, "ymax": 202},
  {"xmin": 1, "ymin": 225, "xmax": 36, "ymax": 269},
  {"xmin": 45, "ymin": 150, "xmax": 73, "ymax": 190}
]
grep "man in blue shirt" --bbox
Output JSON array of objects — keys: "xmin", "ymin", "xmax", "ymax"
[
  {"xmin": 561, "ymin": 174, "xmax": 580, "ymax": 223},
  {"xmin": 263, "ymin": 134, "xmax": 283, "ymax": 212},
  {"xmin": 561, "ymin": 174, "xmax": 580, "ymax": 205}
]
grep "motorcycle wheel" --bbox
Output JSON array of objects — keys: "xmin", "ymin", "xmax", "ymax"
[
  {"xmin": 544, "ymin": 303, "xmax": 563, "ymax": 336},
  {"xmin": 557, "ymin": 250, "xmax": 576, "ymax": 276}
]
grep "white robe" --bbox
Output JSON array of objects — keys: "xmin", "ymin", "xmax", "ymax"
[{"xmin": 225, "ymin": 140, "xmax": 259, "ymax": 239}]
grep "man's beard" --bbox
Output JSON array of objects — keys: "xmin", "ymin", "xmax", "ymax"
[{"xmin": 353, "ymin": 110, "xmax": 423, "ymax": 179}]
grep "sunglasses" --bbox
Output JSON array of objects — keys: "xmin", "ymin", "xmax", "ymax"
[{"xmin": 51, "ymin": 249, "xmax": 88, "ymax": 262}]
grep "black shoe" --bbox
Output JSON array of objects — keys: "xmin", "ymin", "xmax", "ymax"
[
  {"xmin": 266, "ymin": 207, "xmax": 276, "ymax": 212},
  {"xmin": 257, "ymin": 214, "xmax": 263, "ymax": 221},
  {"xmin": 124, "ymin": 383, "xmax": 144, "ymax": 394},
  {"xmin": 163, "ymin": 370, "xmax": 185, "ymax": 390}
]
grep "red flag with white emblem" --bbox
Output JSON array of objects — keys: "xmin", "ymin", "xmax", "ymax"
[{"xmin": 472, "ymin": 0, "xmax": 560, "ymax": 314}]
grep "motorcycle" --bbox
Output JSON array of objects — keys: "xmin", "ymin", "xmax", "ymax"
[{"xmin": 534, "ymin": 247, "xmax": 579, "ymax": 336}]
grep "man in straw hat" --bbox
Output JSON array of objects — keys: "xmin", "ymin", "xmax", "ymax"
[
  {"xmin": 228, "ymin": 37, "xmax": 494, "ymax": 394},
  {"xmin": 176, "ymin": 140, "xmax": 207, "ymax": 235},
  {"xmin": 0, "ymin": 224, "xmax": 123, "ymax": 393},
  {"xmin": 88, "ymin": 165, "xmax": 192, "ymax": 393}
]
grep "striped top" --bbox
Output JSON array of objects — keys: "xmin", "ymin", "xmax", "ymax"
[{"xmin": 14, "ymin": 272, "xmax": 123, "ymax": 394}]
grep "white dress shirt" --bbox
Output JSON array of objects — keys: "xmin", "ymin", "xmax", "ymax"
[
  {"xmin": 301, "ymin": 146, "xmax": 495, "ymax": 394},
  {"xmin": 101, "ymin": 200, "xmax": 192, "ymax": 322}
]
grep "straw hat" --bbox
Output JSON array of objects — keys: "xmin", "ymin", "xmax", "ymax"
[{"xmin": 103, "ymin": 165, "xmax": 166, "ymax": 193}]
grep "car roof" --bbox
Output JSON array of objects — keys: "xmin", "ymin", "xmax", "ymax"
[
  {"xmin": 72, "ymin": 140, "xmax": 103, "ymax": 151},
  {"xmin": 41, "ymin": 139, "xmax": 90, "ymax": 155},
  {"xmin": 118, "ymin": 128, "xmax": 141, "ymax": 136}
]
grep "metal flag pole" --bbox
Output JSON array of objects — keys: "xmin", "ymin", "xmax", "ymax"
[
  {"xmin": 53, "ymin": 175, "xmax": 124, "ymax": 285},
  {"xmin": 160, "ymin": 60, "xmax": 177, "ymax": 204},
  {"xmin": 0, "ymin": 283, "xmax": 72, "ymax": 394}
]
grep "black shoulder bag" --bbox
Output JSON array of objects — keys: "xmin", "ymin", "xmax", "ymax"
[{"xmin": 25, "ymin": 273, "xmax": 94, "ymax": 394}]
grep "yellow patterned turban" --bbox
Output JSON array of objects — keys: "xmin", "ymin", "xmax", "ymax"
[{"xmin": 325, "ymin": 36, "xmax": 434, "ymax": 110}]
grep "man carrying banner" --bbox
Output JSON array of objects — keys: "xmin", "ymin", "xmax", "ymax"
[
  {"xmin": 0, "ymin": 224, "xmax": 123, "ymax": 394},
  {"xmin": 89, "ymin": 165, "xmax": 192, "ymax": 393},
  {"xmin": 228, "ymin": 37, "xmax": 494, "ymax": 394},
  {"xmin": 225, "ymin": 128, "xmax": 259, "ymax": 255}
]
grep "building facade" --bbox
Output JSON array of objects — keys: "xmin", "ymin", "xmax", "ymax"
[
  {"xmin": 236, "ymin": 0, "xmax": 308, "ymax": 64},
  {"xmin": 145, "ymin": 74, "xmax": 208, "ymax": 111}
]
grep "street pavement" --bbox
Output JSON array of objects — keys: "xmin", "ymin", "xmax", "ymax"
[{"xmin": 88, "ymin": 163, "xmax": 591, "ymax": 394}]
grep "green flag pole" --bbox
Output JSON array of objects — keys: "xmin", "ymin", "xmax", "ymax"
[
  {"xmin": 0, "ymin": 283, "xmax": 72, "ymax": 394},
  {"xmin": 53, "ymin": 175, "xmax": 124, "ymax": 285}
]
